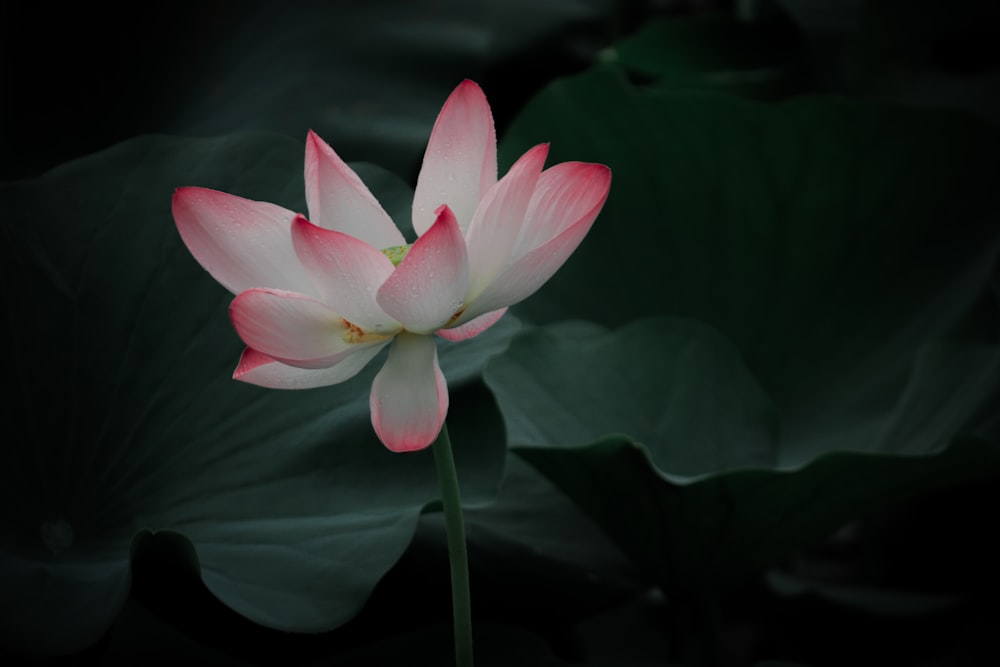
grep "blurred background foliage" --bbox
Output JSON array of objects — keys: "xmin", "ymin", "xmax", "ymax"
[{"xmin": 2, "ymin": 0, "xmax": 999, "ymax": 665}]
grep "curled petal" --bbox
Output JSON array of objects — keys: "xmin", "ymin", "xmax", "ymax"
[
  {"xmin": 172, "ymin": 187, "xmax": 314, "ymax": 295},
  {"xmin": 291, "ymin": 216, "xmax": 400, "ymax": 334},
  {"xmin": 370, "ymin": 333, "xmax": 448, "ymax": 452},
  {"xmin": 464, "ymin": 144, "xmax": 549, "ymax": 301},
  {"xmin": 230, "ymin": 288, "xmax": 385, "ymax": 369},
  {"xmin": 376, "ymin": 206, "xmax": 469, "ymax": 334},
  {"xmin": 233, "ymin": 345, "xmax": 387, "ymax": 389},
  {"xmin": 412, "ymin": 80, "xmax": 497, "ymax": 236},
  {"xmin": 437, "ymin": 307, "xmax": 507, "ymax": 342},
  {"xmin": 304, "ymin": 131, "xmax": 405, "ymax": 249}
]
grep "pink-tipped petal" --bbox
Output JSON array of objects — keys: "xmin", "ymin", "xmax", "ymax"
[
  {"xmin": 370, "ymin": 333, "xmax": 448, "ymax": 452},
  {"xmin": 460, "ymin": 177, "xmax": 608, "ymax": 320},
  {"xmin": 291, "ymin": 216, "xmax": 400, "ymax": 334},
  {"xmin": 412, "ymin": 80, "xmax": 497, "ymax": 236},
  {"xmin": 437, "ymin": 307, "xmax": 507, "ymax": 341},
  {"xmin": 172, "ymin": 187, "xmax": 314, "ymax": 295},
  {"xmin": 514, "ymin": 162, "xmax": 612, "ymax": 258},
  {"xmin": 463, "ymin": 144, "xmax": 549, "ymax": 300},
  {"xmin": 230, "ymin": 288, "xmax": 381, "ymax": 368},
  {"xmin": 304, "ymin": 130, "xmax": 405, "ymax": 249},
  {"xmin": 376, "ymin": 206, "xmax": 469, "ymax": 334},
  {"xmin": 233, "ymin": 345, "xmax": 387, "ymax": 389}
]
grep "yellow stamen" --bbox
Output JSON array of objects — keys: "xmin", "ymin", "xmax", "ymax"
[
  {"xmin": 381, "ymin": 244, "xmax": 410, "ymax": 267},
  {"xmin": 342, "ymin": 320, "xmax": 392, "ymax": 344}
]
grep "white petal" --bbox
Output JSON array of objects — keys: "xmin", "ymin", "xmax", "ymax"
[
  {"xmin": 233, "ymin": 345, "xmax": 387, "ymax": 389},
  {"xmin": 459, "ymin": 161, "xmax": 611, "ymax": 320},
  {"xmin": 304, "ymin": 130, "xmax": 405, "ymax": 248},
  {"xmin": 172, "ymin": 187, "xmax": 314, "ymax": 295},
  {"xmin": 369, "ymin": 333, "xmax": 448, "ymax": 452},
  {"xmin": 376, "ymin": 206, "xmax": 468, "ymax": 334},
  {"xmin": 463, "ymin": 144, "xmax": 548, "ymax": 300},
  {"xmin": 437, "ymin": 307, "xmax": 507, "ymax": 341},
  {"xmin": 411, "ymin": 80, "xmax": 497, "ymax": 236},
  {"xmin": 229, "ymin": 288, "xmax": 386, "ymax": 369},
  {"xmin": 291, "ymin": 217, "xmax": 400, "ymax": 334},
  {"xmin": 460, "ymin": 211, "xmax": 596, "ymax": 321},
  {"xmin": 513, "ymin": 161, "xmax": 611, "ymax": 258}
]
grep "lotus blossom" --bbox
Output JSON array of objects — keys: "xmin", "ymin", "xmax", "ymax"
[{"xmin": 172, "ymin": 80, "xmax": 611, "ymax": 452}]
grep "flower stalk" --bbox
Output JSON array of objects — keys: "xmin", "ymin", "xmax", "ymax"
[{"xmin": 432, "ymin": 423, "xmax": 473, "ymax": 667}]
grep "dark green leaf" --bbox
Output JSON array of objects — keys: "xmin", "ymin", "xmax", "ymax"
[
  {"xmin": 842, "ymin": 0, "xmax": 1000, "ymax": 123},
  {"xmin": 765, "ymin": 570, "xmax": 964, "ymax": 618},
  {"xmin": 602, "ymin": 11, "xmax": 808, "ymax": 99},
  {"xmin": 519, "ymin": 434, "xmax": 1000, "ymax": 590},
  {"xmin": 486, "ymin": 318, "xmax": 1000, "ymax": 587},
  {"xmin": 486, "ymin": 318, "xmax": 779, "ymax": 480}
]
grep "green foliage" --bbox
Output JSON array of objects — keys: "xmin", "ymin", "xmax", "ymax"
[
  {"xmin": 486, "ymin": 319, "xmax": 1000, "ymax": 589},
  {"xmin": 601, "ymin": 9, "xmax": 808, "ymax": 99}
]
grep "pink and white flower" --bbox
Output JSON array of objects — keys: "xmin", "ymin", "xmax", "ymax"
[{"xmin": 173, "ymin": 80, "xmax": 611, "ymax": 452}]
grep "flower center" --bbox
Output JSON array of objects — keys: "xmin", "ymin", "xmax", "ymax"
[
  {"xmin": 342, "ymin": 320, "xmax": 393, "ymax": 344},
  {"xmin": 381, "ymin": 244, "xmax": 410, "ymax": 267},
  {"xmin": 337, "ymin": 245, "xmax": 412, "ymax": 343}
]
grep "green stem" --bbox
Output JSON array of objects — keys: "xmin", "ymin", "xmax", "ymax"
[{"xmin": 432, "ymin": 423, "xmax": 474, "ymax": 667}]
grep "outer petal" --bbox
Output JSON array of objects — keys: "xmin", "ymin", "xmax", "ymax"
[
  {"xmin": 304, "ymin": 130, "xmax": 405, "ymax": 249},
  {"xmin": 291, "ymin": 216, "xmax": 400, "ymax": 334},
  {"xmin": 230, "ymin": 288, "xmax": 387, "ymax": 369},
  {"xmin": 459, "ymin": 168, "xmax": 609, "ymax": 321},
  {"xmin": 463, "ymin": 144, "xmax": 549, "ymax": 301},
  {"xmin": 233, "ymin": 345, "xmax": 387, "ymax": 389},
  {"xmin": 369, "ymin": 333, "xmax": 448, "ymax": 452},
  {"xmin": 172, "ymin": 187, "xmax": 314, "ymax": 296},
  {"xmin": 376, "ymin": 206, "xmax": 469, "ymax": 335},
  {"xmin": 437, "ymin": 307, "xmax": 507, "ymax": 342},
  {"xmin": 513, "ymin": 162, "xmax": 612, "ymax": 259},
  {"xmin": 412, "ymin": 80, "xmax": 497, "ymax": 236}
]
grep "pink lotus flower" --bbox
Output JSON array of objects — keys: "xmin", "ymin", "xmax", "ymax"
[{"xmin": 173, "ymin": 81, "xmax": 611, "ymax": 452}]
